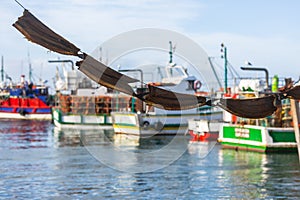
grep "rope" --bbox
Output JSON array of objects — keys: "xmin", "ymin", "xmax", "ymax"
[{"xmin": 14, "ymin": 0, "xmax": 26, "ymax": 10}]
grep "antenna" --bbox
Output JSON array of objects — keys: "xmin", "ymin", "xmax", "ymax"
[
  {"xmin": 1, "ymin": 56, "xmax": 4, "ymax": 82},
  {"xmin": 28, "ymin": 51, "xmax": 33, "ymax": 82},
  {"xmin": 14, "ymin": 0, "xmax": 26, "ymax": 10},
  {"xmin": 169, "ymin": 41, "xmax": 173, "ymax": 63}
]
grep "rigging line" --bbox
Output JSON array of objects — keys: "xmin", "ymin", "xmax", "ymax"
[
  {"xmin": 208, "ymin": 57, "xmax": 222, "ymax": 88},
  {"xmin": 208, "ymin": 58, "xmax": 223, "ymax": 78},
  {"xmin": 227, "ymin": 62, "xmax": 238, "ymax": 79},
  {"xmin": 227, "ymin": 61, "xmax": 240, "ymax": 78},
  {"xmin": 14, "ymin": 0, "xmax": 26, "ymax": 10},
  {"xmin": 211, "ymin": 57, "xmax": 239, "ymax": 80}
]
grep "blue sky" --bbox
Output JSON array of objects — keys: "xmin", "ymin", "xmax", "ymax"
[{"xmin": 1, "ymin": 0, "xmax": 300, "ymax": 89}]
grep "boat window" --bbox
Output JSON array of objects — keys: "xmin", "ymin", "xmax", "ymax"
[{"xmin": 39, "ymin": 89, "xmax": 48, "ymax": 95}]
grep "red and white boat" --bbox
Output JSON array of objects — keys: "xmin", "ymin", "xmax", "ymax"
[
  {"xmin": 188, "ymin": 119, "xmax": 221, "ymax": 142},
  {"xmin": 0, "ymin": 75, "xmax": 52, "ymax": 120}
]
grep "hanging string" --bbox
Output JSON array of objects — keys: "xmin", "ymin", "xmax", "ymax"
[{"xmin": 14, "ymin": 0, "xmax": 26, "ymax": 10}]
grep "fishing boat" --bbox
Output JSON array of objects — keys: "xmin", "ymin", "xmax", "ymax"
[
  {"xmin": 0, "ymin": 68, "xmax": 52, "ymax": 120},
  {"xmin": 51, "ymin": 60, "xmax": 135, "ymax": 130},
  {"xmin": 111, "ymin": 43, "xmax": 223, "ymax": 136},
  {"xmin": 218, "ymin": 74, "xmax": 300, "ymax": 153},
  {"xmin": 188, "ymin": 119, "xmax": 221, "ymax": 142},
  {"xmin": 219, "ymin": 121, "xmax": 297, "ymax": 153},
  {"xmin": 112, "ymin": 97, "xmax": 223, "ymax": 137},
  {"xmin": 52, "ymin": 92, "xmax": 135, "ymax": 130},
  {"xmin": 52, "ymin": 58, "xmax": 222, "ymax": 132},
  {"xmin": 0, "ymin": 55, "xmax": 52, "ymax": 120}
]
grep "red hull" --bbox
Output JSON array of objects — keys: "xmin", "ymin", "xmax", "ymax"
[
  {"xmin": 189, "ymin": 130, "xmax": 218, "ymax": 142},
  {"xmin": 0, "ymin": 97, "xmax": 51, "ymax": 114}
]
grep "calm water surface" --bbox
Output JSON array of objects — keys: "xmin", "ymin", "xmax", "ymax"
[{"xmin": 1, "ymin": 119, "xmax": 300, "ymax": 199}]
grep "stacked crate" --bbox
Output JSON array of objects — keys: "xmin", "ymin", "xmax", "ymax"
[
  {"xmin": 57, "ymin": 94, "xmax": 139, "ymax": 114},
  {"xmin": 58, "ymin": 95, "xmax": 71, "ymax": 113}
]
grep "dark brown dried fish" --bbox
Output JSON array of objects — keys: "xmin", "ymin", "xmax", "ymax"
[
  {"xmin": 217, "ymin": 95, "xmax": 278, "ymax": 119},
  {"xmin": 14, "ymin": 9, "xmax": 297, "ymax": 116},
  {"xmin": 285, "ymin": 85, "xmax": 300, "ymax": 99},
  {"xmin": 77, "ymin": 55, "xmax": 138, "ymax": 96},
  {"xmin": 142, "ymin": 85, "xmax": 207, "ymax": 110},
  {"xmin": 13, "ymin": 9, "xmax": 80, "ymax": 56}
]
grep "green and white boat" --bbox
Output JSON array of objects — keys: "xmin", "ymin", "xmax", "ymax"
[
  {"xmin": 218, "ymin": 123, "xmax": 297, "ymax": 153},
  {"xmin": 52, "ymin": 91, "xmax": 134, "ymax": 130},
  {"xmin": 51, "ymin": 61, "xmax": 129, "ymax": 130},
  {"xmin": 52, "ymin": 108, "xmax": 112, "ymax": 130},
  {"xmin": 218, "ymin": 75, "xmax": 300, "ymax": 153}
]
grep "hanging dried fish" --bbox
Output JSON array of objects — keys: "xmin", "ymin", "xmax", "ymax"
[
  {"xmin": 13, "ymin": 9, "xmax": 138, "ymax": 96},
  {"xmin": 141, "ymin": 85, "xmax": 207, "ymax": 110},
  {"xmin": 13, "ymin": 9, "xmax": 297, "ymax": 117},
  {"xmin": 77, "ymin": 55, "xmax": 138, "ymax": 96},
  {"xmin": 217, "ymin": 95, "xmax": 279, "ymax": 119},
  {"xmin": 284, "ymin": 85, "xmax": 300, "ymax": 99},
  {"xmin": 13, "ymin": 10, "xmax": 80, "ymax": 56}
]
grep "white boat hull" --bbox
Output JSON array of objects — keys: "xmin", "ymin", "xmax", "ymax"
[
  {"xmin": 112, "ymin": 110, "xmax": 223, "ymax": 136},
  {"xmin": 0, "ymin": 112, "xmax": 52, "ymax": 120},
  {"xmin": 52, "ymin": 109, "xmax": 113, "ymax": 130}
]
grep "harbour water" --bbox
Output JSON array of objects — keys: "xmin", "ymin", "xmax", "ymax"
[{"xmin": 1, "ymin": 119, "xmax": 300, "ymax": 199}]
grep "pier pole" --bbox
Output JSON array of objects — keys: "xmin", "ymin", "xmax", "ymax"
[{"xmin": 291, "ymin": 99, "xmax": 300, "ymax": 163}]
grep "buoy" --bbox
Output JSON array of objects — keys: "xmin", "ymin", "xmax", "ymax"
[{"xmin": 193, "ymin": 80, "xmax": 202, "ymax": 90}]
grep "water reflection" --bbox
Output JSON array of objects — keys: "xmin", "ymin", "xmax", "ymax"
[
  {"xmin": 53, "ymin": 127, "xmax": 190, "ymax": 148},
  {"xmin": 187, "ymin": 141, "xmax": 218, "ymax": 159},
  {"xmin": 0, "ymin": 119, "xmax": 52, "ymax": 149},
  {"xmin": 53, "ymin": 127, "xmax": 114, "ymax": 147},
  {"xmin": 219, "ymin": 149, "xmax": 300, "ymax": 199},
  {"xmin": 2, "ymin": 121, "xmax": 300, "ymax": 198},
  {"xmin": 56, "ymin": 129, "xmax": 189, "ymax": 173}
]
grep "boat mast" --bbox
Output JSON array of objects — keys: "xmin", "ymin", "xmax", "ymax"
[
  {"xmin": 169, "ymin": 41, "xmax": 173, "ymax": 63},
  {"xmin": 221, "ymin": 43, "xmax": 228, "ymax": 93},
  {"xmin": 28, "ymin": 51, "xmax": 33, "ymax": 83},
  {"xmin": 1, "ymin": 56, "xmax": 3, "ymax": 82}
]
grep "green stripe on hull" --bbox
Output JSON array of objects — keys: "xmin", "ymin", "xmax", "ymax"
[
  {"xmin": 222, "ymin": 141, "xmax": 267, "ymax": 152},
  {"xmin": 113, "ymin": 124, "xmax": 187, "ymax": 130},
  {"xmin": 222, "ymin": 142, "xmax": 297, "ymax": 153},
  {"xmin": 113, "ymin": 123, "xmax": 137, "ymax": 127},
  {"xmin": 58, "ymin": 122, "xmax": 112, "ymax": 125},
  {"xmin": 223, "ymin": 126, "xmax": 263, "ymax": 142},
  {"xmin": 113, "ymin": 123, "xmax": 187, "ymax": 128},
  {"xmin": 269, "ymin": 130, "xmax": 296, "ymax": 142}
]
